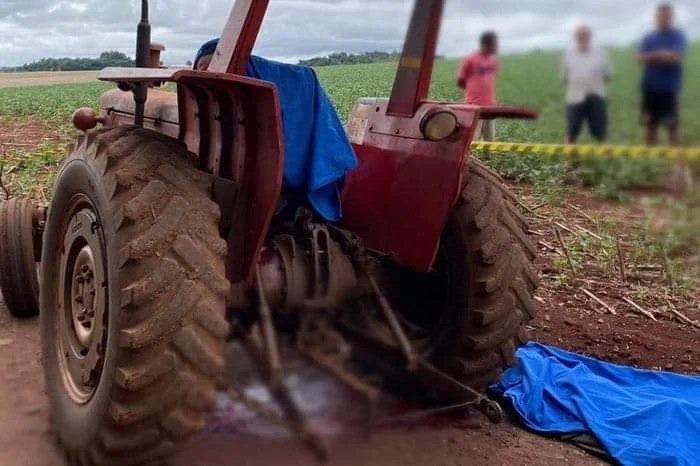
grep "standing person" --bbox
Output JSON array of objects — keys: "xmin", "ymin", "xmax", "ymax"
[
  {"xmin": 639, "ymin": 3, "xmax": 687, "ymax": 146},
  {"xmin": 561, "ymin": 25, "xmax": 613, "ymax": 144},
  {"xmin": 457, "ymin": 31, "xmax": 499, "ymax": 141}
]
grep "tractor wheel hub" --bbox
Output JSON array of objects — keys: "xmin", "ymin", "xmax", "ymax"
[
  {"xmin": 71, "ymin": 245, "xmax": 97, "ymax": 347},
  {"xmin": 57, "ymin": 206, "xmax": 108, "ymax": 404}
]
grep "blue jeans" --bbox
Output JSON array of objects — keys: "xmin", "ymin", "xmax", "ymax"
[{"xmin": 566, "ymin": 95, "xmax": 607, "ymax": 143}]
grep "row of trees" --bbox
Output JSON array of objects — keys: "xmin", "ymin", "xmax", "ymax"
[
  {"xmin": 10, "ymin": 51, "xmax": 134, "ymax": 72},
  {"xmin": 5, "ymin": 50, "xmax": 402, "ymax": 72},
  {"xmin": 298, "ymin": 51, "xmax": 401, "ymax": 67}
]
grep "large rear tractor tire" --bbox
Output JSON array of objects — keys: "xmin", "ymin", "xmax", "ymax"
[
  {"xmin": 40, "ymin": 127, "xmax": 230, "ymax": 465},
  {"xmin": 392, "ymin": 159, "xmax": 539, "ymax": 392},
  {"xmin": 0, "ymin": 198, "xmax": 41, "ymax": 318}
]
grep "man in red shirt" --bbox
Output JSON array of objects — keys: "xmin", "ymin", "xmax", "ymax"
[{"xmin": 457, "ymin": 31, "xmax": 499, "ymax": 141}]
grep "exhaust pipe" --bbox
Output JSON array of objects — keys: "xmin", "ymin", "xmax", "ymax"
[{"xmin": 134, "ymin": 0, "xmax": 151, "ymax": 127}]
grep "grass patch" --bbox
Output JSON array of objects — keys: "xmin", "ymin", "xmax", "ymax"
[
  {"xmin": 0, "ymin": 43, "xmax": 698, "ymax": 200},
  {"xmin": 1, "ymin": 144, "xmax": 64, "ymax": 199}
]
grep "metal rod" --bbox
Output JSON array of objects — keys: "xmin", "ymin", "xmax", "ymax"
[
  {"xmin": 367, "ymin": 274, "xmax": 417, "ymax": 370},
  {"xmin": 255, "ymin": 267, "xmax": 281, "ymax": 372},
  {"xmin": 250, "ymin": 269, "xmax": 329, "ymax": 461},
  {"xmin": 133, "ymin": 0, "xmax": 151, "ymax": 127},
  {"xmin": 135, "ymin": 0, "xmax": 151, "ymax": 68},
  {"xmin": 244, "ymin": 327, "xmax": 328, "ymax": 461}
]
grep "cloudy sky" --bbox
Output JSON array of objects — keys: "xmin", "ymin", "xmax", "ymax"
[{"xmin": 0, "ymin": 1, "xmax": 697, "ymax": 67}]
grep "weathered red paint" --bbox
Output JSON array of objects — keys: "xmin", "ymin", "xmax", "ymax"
[
  {"xmin": 99, "ymin": 70, "xmax": 284, "ymax": 285},
  {"xmin": 341, "ymin": 99, "xmax": 478, "ymax": 271},
  {"xmin": 96, "ymin": 0, "xmax": 538, "ymax": 278},
  {"xmin": 208, "ymin": 0, "xmax": 269, "ymax": 75},
  {"xmin": 387, "ymin": 0, "xmax": 444, "ymax": 117},
  {"xmin": 174, "ymin": 70, "xmax": 284, "ymax": 283}
]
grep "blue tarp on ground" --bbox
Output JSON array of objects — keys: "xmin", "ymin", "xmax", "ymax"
[
  {"xmin": 246, "ymin": 56, "xmax": 358, "ymax": 221},
  {"xmin": 492, "ymin": 342, "xmax": 700, "ymax": 466}
]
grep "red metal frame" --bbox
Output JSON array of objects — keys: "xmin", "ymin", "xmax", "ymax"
[
  {"xmin": 208, "ymin": 0, "xmax": 269, "ymax": 75},
  {"xmin": 174, "ymin": 70, "xmax": 283, "ymax": 283},
  {"xmin": 341, "ymin": 99, "xmax": 478, "ymax": 270},
  {"xmin": 387, "ymin": 0, "xmax": 444, "ymax": 117},
  {"xmin": 97, "ymin": 0, "xmax": 537, "ymax": 277}
]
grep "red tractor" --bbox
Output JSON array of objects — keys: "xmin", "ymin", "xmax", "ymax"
[{"xmin": 0, "ymin": 0, "xmax": 538, "ymax": 464}]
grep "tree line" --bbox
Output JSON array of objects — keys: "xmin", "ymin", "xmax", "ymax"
[
  {"xmin": 4, "ymin": 50, "xmax": 406, "ymax": 72},
  {"xmin": 4, "ymin": 51, "xmax": 134, "ymax": 72},
  {"xmin": 298, "ymin": 51, "xmax": 401, "ymax": 67}
]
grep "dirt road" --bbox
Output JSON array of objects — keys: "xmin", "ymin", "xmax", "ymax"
[
  {"xmin": 0, "ymin": 296, "xmax": 60, "ymax": 465},
  {"xmin": 0, "ymin": 71, "xmax": 99, "ymax": 89},
  {"xmin": 0, "ymin": 294, "xmax": 602, "ymax": 466}
]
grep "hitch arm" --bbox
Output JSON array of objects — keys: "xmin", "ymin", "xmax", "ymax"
[{"xmin": 477, "ymin": 106, "xmax": 539, "ymax": 120}]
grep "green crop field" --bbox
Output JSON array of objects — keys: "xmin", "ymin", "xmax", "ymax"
[
  {"xmin": 0, "ymin": 44, "xmax": 698, "ymax": 200},
  {"xmin": 0, "ymin": 45, "xmax": 696, "ymax": 302},
  {"xmin": 1, "ymin": 44, "xmax": 697, "ymax": 144}
]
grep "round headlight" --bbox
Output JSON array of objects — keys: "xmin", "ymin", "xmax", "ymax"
[{"xmin": 420, "ymin": 110, "xmax": 458, "ymax": 141}]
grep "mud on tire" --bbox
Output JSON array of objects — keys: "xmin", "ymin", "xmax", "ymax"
[
  {"xmin": 391, "ymin": 158, "xmax": 538, "ymax": 392},
  {"xmin": 436, "ymin": 158, "xmax": 539, "ymax": 389},
  {"xmin": 40, "ymin": 127, "xmax": 229, "ymax": 465}
]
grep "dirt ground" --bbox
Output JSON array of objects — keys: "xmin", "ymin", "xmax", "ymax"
[
  {"xmin": 1, "ymin": 118, "xmax": 697, "ymax": 465},
  {"xmin": 0, "ymin": 118, "xmax": 65, "ymax": 150},
  {"xmin": 0, "ymin": 71, "xmax": 98, "ymax": 89},
  {"xmin": 0, "ymin": 298, "xmax": 604, "ymax": 466},
  {"xmin": 519, "ymin": 187, "xmax": 700, "ymax": 374}
]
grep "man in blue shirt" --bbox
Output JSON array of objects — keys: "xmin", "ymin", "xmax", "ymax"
[{"xmin": 638, "ymin": 3, "xmax": 687, "ymax": 146}]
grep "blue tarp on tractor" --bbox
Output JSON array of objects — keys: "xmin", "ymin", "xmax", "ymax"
[
  {"xmin": 246, "ymin": 55, "xmax": 358, "ymax": 222},
  {"xmin": 493, "ymin": 342, "xmax": 700, "ymax": 466},
  {"xmin": 194, "ymin": 41, "xmax": 357, "ymax": 222}
]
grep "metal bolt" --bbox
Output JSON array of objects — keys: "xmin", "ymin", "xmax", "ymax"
[
  {"xmin": 76, "ymin": 276, "xmax": 85, "ymax": 284},
  {"xmin": 81, "ymin": 265, "xmax": 89, "ymax": 273},
  {"xmin": 81, "ymin": 370, "xmax": 94, "ymax": 387}
]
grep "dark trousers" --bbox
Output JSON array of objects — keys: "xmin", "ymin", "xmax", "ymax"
[
  {"xmin": 566, "ymin": 95, "xmax": 607, "ymax": 143},
  {"xmin": 642, "ymin": 91, "xmax": 679, "ymax": 129}
]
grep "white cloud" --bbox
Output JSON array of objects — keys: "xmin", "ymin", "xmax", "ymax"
[{"xmin": 0, "ymin": 0, "xmax": 697, "ymax": 67}]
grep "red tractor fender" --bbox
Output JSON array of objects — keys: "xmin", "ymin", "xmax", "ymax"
[
  {"xmin": 98, "ymin": 69, "xmax": 285, "ymax": 284},
  {"xmin": 341, "ymin": 99, "xmax": 536, "ymax": 272}
]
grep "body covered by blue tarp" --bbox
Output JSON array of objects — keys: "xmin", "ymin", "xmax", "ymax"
[
  {"xmin": 246, "ymin": 55, "xmax": 358, "ymax": 221},
  {"xmin": 493, "ymin": 342, "xmax": 700, "ymax": 466}
]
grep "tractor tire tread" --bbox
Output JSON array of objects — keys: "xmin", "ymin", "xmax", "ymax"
[
  {"xmin": 55, "ymin": 127, "xmax": 227, "ymax": 466},
  {"xmin": 445, "ymin": 158, "xmax": 538, "ymax": 391},
  {"xmin": 0, "ymin": 198, "xmax": 40, "ymax": 317}
]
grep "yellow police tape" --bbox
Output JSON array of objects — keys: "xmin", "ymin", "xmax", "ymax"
[{"xmin": 470, "ymin": 141, "xmax": 700, "ymax": 162}]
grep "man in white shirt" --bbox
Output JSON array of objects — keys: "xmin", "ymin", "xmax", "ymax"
[{"xmin": 561, "ymin": 25, "xmax": 613, "ymax": 143}]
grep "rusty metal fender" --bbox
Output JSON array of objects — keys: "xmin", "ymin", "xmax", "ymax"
[{"xmin": 340, "ymin": 98, "xmax": 478, "ymax": 272}]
